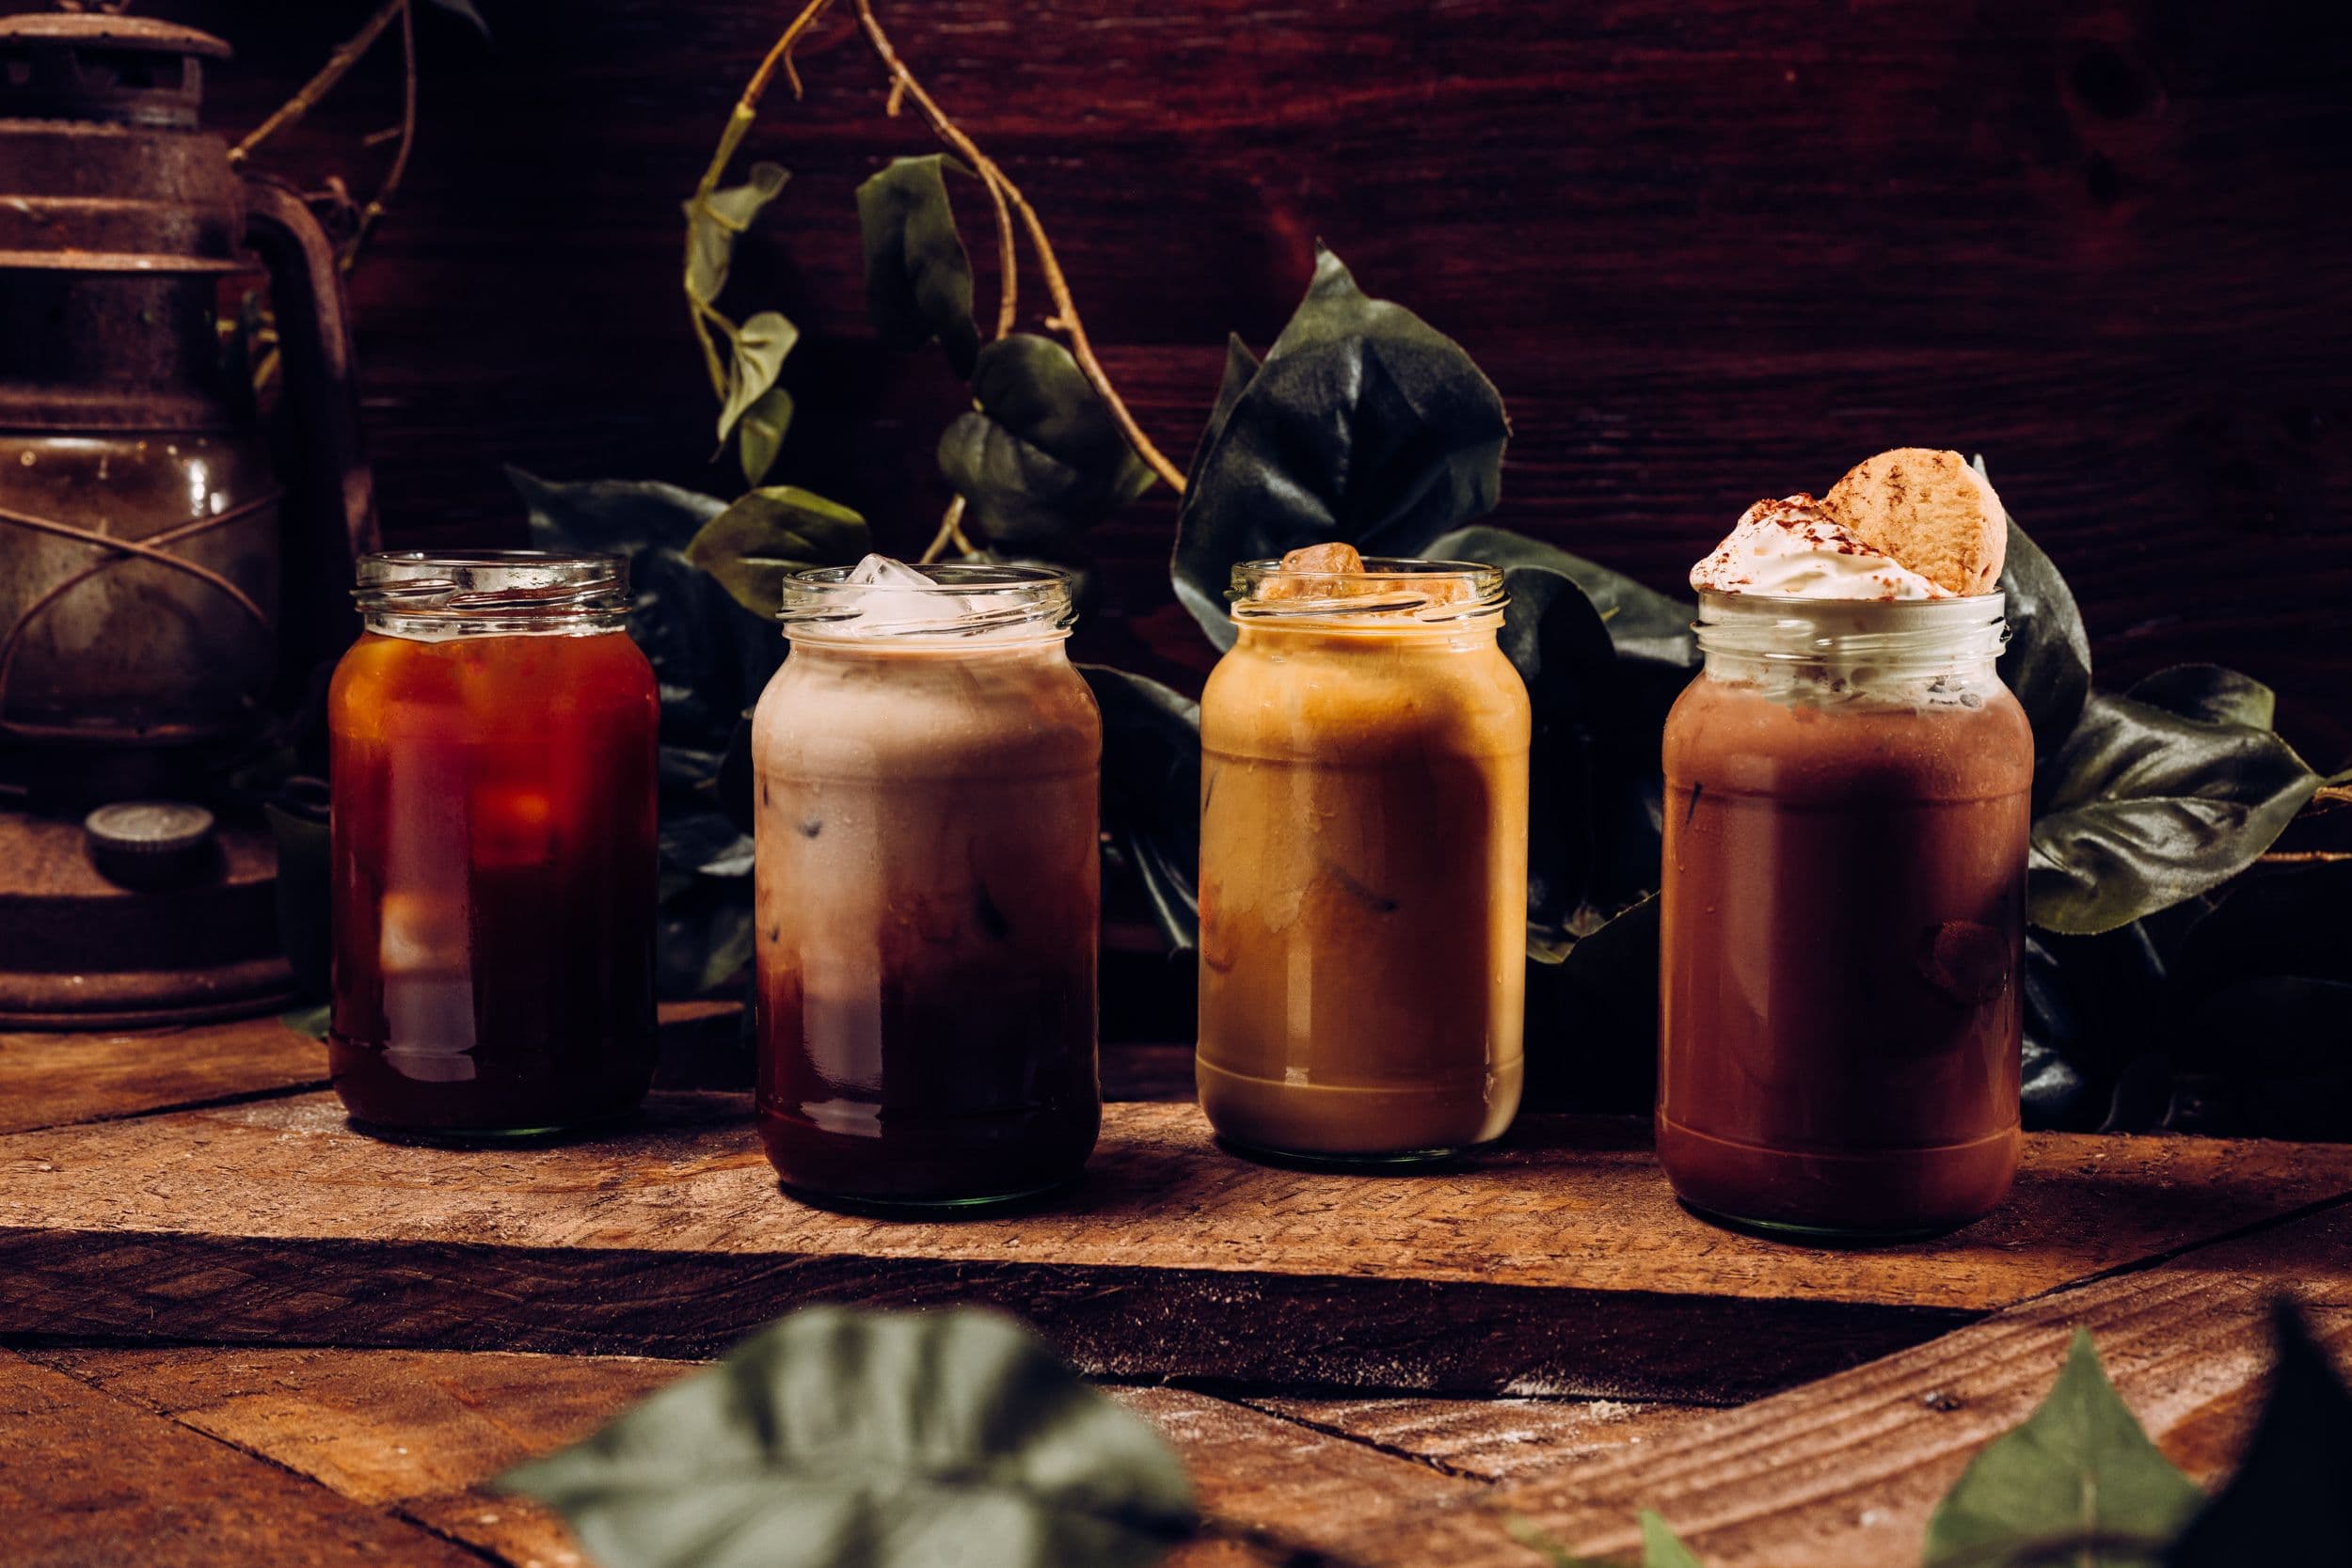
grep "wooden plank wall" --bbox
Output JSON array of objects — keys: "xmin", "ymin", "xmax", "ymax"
[{"xmin": 72, "ymin": 0, "xmax": 2352, "ymax": 761}]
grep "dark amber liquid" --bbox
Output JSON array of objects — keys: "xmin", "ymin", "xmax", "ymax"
[
  {"xmin": 1659, "ymin": 674, "xmax": 2033, "ymax": 1237},
  {"xmin": 327, "ymin": 630, "xmax": 659, "ymax": 1133}
]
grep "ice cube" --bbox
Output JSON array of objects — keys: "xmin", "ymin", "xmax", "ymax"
[{"xmin": 838, "ymin": 554, "xmax": 1022, "ymax": 636}]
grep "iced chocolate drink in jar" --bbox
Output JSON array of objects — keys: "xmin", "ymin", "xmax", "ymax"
[
  {"xmin": 1197, "ymin": 545, "xmax": 1530, "ymax": 1162},
  {"xmin": 1659, "ymin": 451, "xmax": 2033, "ymax": 1238},
  {"xmin": 751, "ymin": 557, "xmax": 1102, "ymax": 1209}
]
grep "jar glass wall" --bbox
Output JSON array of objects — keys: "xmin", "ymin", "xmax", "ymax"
[
  {"xmin": 751, "ymin": 563, "xmax": 1102, "ymax": 1209},
  {"xmin": 326, "ymin": 551, "xmax": 660, "ymax": 1135},
  {"xmin": 1196, "ymin": 558, "xmax": 1530, "ymax": 1162},
  {"xmin": 1658, "ymin": 592, "xmax": 2033, "ymax": 1238}
]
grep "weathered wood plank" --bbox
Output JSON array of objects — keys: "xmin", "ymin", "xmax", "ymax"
[
  {"xmin": 1245, "ymin": 1395, "xmax": 1708, "ymax": 1483},
  {"xmin": 0, "ymin": 1348, "xmax": 487, "ymax": 1567},
  {"xmin": 28, "ymin": 1347, "xmax": 1478, "ymax": 1568},
  {"xmin": 1305, "ymin": 1203, "xmax": 2352, "ymax": 1566},
  {"xmin": 0, "ymin": 1016, "xmax": 325, "ymax": 1137},
  {"xmin": 4, "ymin": 1094, "xmax": 2350, "ymax": 1399}
]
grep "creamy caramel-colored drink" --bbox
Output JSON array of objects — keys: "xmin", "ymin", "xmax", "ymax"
[
  {"xmin": 752, "ymin": 559, "xmax": 1102, "ymax": 1208},
  {"xmin": 1196, "ymin": 546, "xmax": 1530, "ymax": 1161}
]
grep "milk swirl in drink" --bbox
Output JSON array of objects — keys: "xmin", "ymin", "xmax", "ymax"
[
  {"xmin": 1659, "ymin": 451, "xmax": 2033, "ymax": 1238},
  {"xmin": 751, "ymin": 557, "xmax": 1102, "ymax": 1208}
]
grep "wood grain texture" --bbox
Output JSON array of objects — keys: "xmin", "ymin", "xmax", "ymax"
[
  {"xmin": 0, "ymin": 1015, "xmax": 325, "ymax": 1136},
  {"xmin": 71, "ymin": 0, "xmax": 2350, "ymax": 764},
  {"xmin": 0, "ymin": 1348, "xmax": 487, "ymax": 1568},
  {"xmin": 1305, "ymin": 1202, "xmax": 2352, "ymax": 1566},
  {"xmin": 1246, "ymin": 1394, "xmax": 1708, "ymax": 1483},
  {"xmin": 5, "ymin": 1093, "xmax": 2352, "ymax": 1398}
]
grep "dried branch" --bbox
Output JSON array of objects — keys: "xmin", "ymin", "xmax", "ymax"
[
  {"xmin": 342, "ymin": 0, "xmax": 419, "ymax": 272},
  {"xmin": 229, "ymin": 0, "xmax": 406, "ymax": 166},
  {"xmin": 777, "ymin": 0, "xmax": 1183, "ymax": 493},
  {"xmin": 917, "ymin": 494, "xmax": 977, "ymax": 564}
]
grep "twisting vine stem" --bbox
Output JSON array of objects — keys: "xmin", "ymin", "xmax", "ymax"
[
  {"xmin": 228, "ymin": 0, "xmax": 406, "ymax": 166},
  {"xmin": 771, "ymin": 0, "xmax": 1185, "ymax": 496},
  {"xmin": 342, "ymin": 0, "xmax": 419, "ymax": 272}
]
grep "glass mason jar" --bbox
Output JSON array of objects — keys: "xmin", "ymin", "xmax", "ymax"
[
  {"xmin": 1658, "ymin": 592, "xmax": 2034, "ymax": 1238},
  {"xmin": 1196, "ymin": 559, "xmax": 1530, "ymax": 1162},
  {"xmin": 327, "ymin": 551, "xmax": 660, "ymax": 1135},
  {"xmin": 751, "ymin": 564, "xmax": 1103, "ymax": 1209}
]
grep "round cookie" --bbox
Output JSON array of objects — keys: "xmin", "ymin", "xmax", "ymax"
[{"xmin": 1821, "ymin": 448, "xmax": 2007, "ymax": 596}]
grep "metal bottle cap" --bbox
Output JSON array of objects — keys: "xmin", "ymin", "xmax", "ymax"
[{"xmin": 84, "ymin": 800, "xmax": 218, "ymax": 888}]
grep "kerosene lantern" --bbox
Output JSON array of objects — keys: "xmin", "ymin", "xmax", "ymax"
[{"xmin": 0, "ymin": 12, "xmax": 376, "ymax": 1026}]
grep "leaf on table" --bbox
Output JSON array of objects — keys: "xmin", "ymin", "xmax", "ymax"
[
  {"xmin": 498, "ymin": 1306, "xmax": 1196, "ymax": 1568},
  {"xmin": 1978, "ymin": 457, "xmax": 2091, "ymax": 763},
  {"xmin": 2026, "ymin": 674, "xmax": 2320, "ymax": 935},
  {"xmin": 687, "ymin": 162, "xmax": 788, "ymax": 310},
  {"xmin": 2165, "ymin": 1299, "xmax": 2352, "ymax": 1565},
  {"xmin": 1500, "ymin": 1509, "xmax": 1701, "ymax": 1568},
  {"xmin": 1922, "ymin": 1328, "xmax": 2201, "ymax": 1567},
  {"xmin": 718, "ymin": 310, "xmax": 800, "ymax": 444},
  {"xmin": 1080, "ymin": 665, "xmax": 1200, "ymax": 954},
  {"xmin": 1172, "ymin": 245, "xmax": 1509, "ymax": 649},
  {"xmin": 737, "ymin": 385, "xmax": 795, "ymax": 487},
  {"xmin": 687, "ymin": 486, "xmax": 870, "ymax": 620},
  {"xmin": 858, "ymin": 154, "xmax": 980, "ymax": 379},
  {"xmin": 937, "ymin": 334, "xmax": 1155, "ymax": 547},
  {"xmin": 1638, "ymin": 1512, "xmax": 1702, "ymax": 1568}
]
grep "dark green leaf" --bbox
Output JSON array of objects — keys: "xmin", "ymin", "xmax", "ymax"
[
  {"xmin": 280, "ymin": 1003, "xmax": 331, "ymax": 1041},
  {"xmin": 686, "ymin": 486, "xmax": 870, "ymax": 619},
  {"xmin": 686, "ymin": 162, "xmax": 788, "ymax": 309},
  {"xmin": 658, "ymin": 812, "xmax": 755, "ymax": 997},
  {"xmin": 737, "ymin": 385, "xmax": 795, "ymax": 487},
  {"xmin": 1922, "ymin": 1328, "xmax": 2201, "ymax": 1567},
  {"xmin": 1522, "ymin": 895, "xmax": 1661, "ymax": 1114},
  {"xmin": 2128, "ymin": 664, "xmax": 2275, "ymax": 730},
  {"xmin": 499, "ymin": 1307, "xmax": 1195, "ymax": 1568},
  {"xmin": 1500, "ymin": 1509, "xmax": 1699, "ymax": 1568},
  {"xmin": 263, "ymin": 797, "xmax": 332, "ymax": 1002},
  {"xmin": 2027, "ymin": 683, "xmax": 2320, "ymax": 934},
  {"xmin": 858, "ymin": 155, "xmax": 980, "ymax": 378},
  {"xmin": 1423, "ymin": 526, "xmax": 1697, "ymax": 680},
  {"xmin": 1172, "ymin": 245, "xmax": 1510, "ymax": 649},
  {"xmin": 423, "ymin": 0, "xmax": 492, "ymax": 40},
  {"xmin": 1181, "ymin": 333, "xmax": 1261, "ymax": 495},
  {"xmin": 718, "ymin": 311, "xmax": 799, "ymax": 444},
  {"xmin": 2166, "ymin": 1299, "xmax": 2352, "ymax": 1565},
  {"xmin": 938, "ymin": 335, "xmax": 1155, "ymax": 547},
  {"xmin": 1080, "ymin": 666, "xmax": 1200, "ymax": 953},
  {"xmin": 1978, "ymin": 458, "xmax": 2091, "ymax": 762}
]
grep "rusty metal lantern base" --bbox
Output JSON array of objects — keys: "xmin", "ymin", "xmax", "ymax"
[{"xmin": 0, "ymin": 806, "xmax": 295, "ymax": 1029}]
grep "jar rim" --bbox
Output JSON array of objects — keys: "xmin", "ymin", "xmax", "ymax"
[
  {"xmin": 1694, "ymin": 588, "xmax": 2008, "ymax": 661},
  {"xmin": 354, "ymin": 549, "xmax": 628, "ymax": 622},
  {"xmin": 1229, "ymin": 556, "xmax": 1507, "ymax": 626},
  {"xmin": 780, "ymin": 562, "xmax": 1076, "ymax": 643}
]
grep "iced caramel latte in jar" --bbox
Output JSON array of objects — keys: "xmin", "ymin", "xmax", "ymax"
[
  {"xmin": 1197, "ymin": 546, "xmax": 1529, "ymax": 1162},
  {"xmin": 1660, "ymin": 451, "xmax": 2034, "ymax": 1238},
  {"xmin": 752, "ymin": 558, "xmax": 1102, "ymax": 1209}
]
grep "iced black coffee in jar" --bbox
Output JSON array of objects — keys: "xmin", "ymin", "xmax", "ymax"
[
  {"xmin": 1659, "ymin": 450, "xmax": 2033, "ymax": 1239},
  {"xmin": 751, "ymin": 557, "xmax": 1102, "ymax": 1209},
  {"xmin": 1196, "ymin": 544, "xmax": 1530, "ymax": 1163}
]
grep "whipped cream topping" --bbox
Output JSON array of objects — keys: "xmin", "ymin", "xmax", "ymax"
[{"xmin": 1689, "ymin": 494, "xmax": 1954, "ymax": 601}]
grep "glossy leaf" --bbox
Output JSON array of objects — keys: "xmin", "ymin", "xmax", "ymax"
[
  {"xmin": 2128, "ymin": 663, "xmax": 2275, "ymax": 730},
  {"xmin": 686, "ymin": 485, "xmax": 870, "ymax": 620},
  {"xmin": 423, "ymin": 0, "xmax": 492, "ymax": 40},
  {"xmin": 1522, "ymin": 894, "xmax": 1661, "ymax": 1114},
  {"xmin": 686, "ymin": 162, "xmax": 788, "ymax": 309},
  {"xmin": 2167, "ymin": 1300, "xmax": 2352, "ymax": 1564},
  {"xmin": 718, "ymin": 310, "xmax": 800, "ymax": 444},
  {"xmin": 2027, "ymin": 675, "xmax": 2320, "ymax": 935},
  {"xmin": 499, "ymin": 1307, "xmax": 1195, "ymax": 1568},
  {"xmin": 938, "ymin": 334, "xmax": 1155, "ymax": 546},
  {"xmin": 1181, "ymin": 333, "xmax": 1261, "ymax": 495},
  {"xmin": 1172, "ymin": 245, "xmax": 1509, "ymax": 649},
  {"xmin": 1080, "ymin": 665, "xmax": 1201, "ymax": 953},
  {"xmin": 737, "ymin": 385, "xmax": 795, "ymax": 487},
  {"xmin": 1922, "ymin": 1328, "xmax": 2201, "ymax": 1566},
  {"xmin": 1978, "ymin": 457, "xmax": 2091, "ymax": 761},
  {"xmin": 858, "ymin": 155, "xmax": 980, "ymax": 378}
]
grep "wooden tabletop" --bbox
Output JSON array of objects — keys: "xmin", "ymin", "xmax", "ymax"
[{"xmin": 3, "ymin": 1010, "xmax": 2345, "ymax": 1567}]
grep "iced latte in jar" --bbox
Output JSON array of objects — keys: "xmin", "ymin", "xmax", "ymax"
[
  {"xmin": 751, "ymin": 558, "xmax": 1101, "ymax": 1209},
  {"xmin": 1197, "ymin": 546, "xmax": 1529, "ymax": 1162},
  {"xmin": 1660, "ymin": 451, "xmax": 2034, "ymax": 1238}
]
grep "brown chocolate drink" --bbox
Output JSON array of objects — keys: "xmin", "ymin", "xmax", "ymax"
[{"xmin": 1657, "ymin": 591, "xmax": 2032, "ymax": 1237}]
